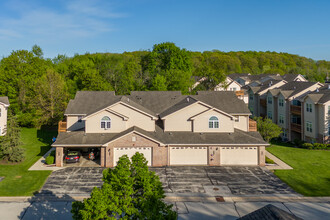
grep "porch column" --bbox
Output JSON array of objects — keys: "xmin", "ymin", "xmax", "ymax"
[
  {"xmin": 55, "ymin": 147, "xmax": 63, "ymax": 167},
  {"xmin": 105, "ymin": 145, "xmax": 113, "ymax": 167},
  {"xmin": 258, "ymin": 146, "xmax": 265, "ymax": 166},
  {"xmin": 100, "ymin": 147, "xmax": 105, "ymax": 167}
]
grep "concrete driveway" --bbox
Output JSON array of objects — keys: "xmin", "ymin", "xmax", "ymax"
[{"xmin": 40, "ymin": 166, "xmax": 296, "ymax": 197}]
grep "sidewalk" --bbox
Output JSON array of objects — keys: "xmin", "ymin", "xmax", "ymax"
[
  {"xmin": 265, "ymin": 151, "xmax": 293, "ymax": 170},
  {"xmin": 28, "ymin": 147, "xmax": 64, "ymax": 171}
]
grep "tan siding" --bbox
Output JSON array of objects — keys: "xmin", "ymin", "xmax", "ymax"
[
  {"xmin": 67, "ymin": 116, "xmax": 85, "ymax": 131},
  {"xmin": 164, "ymin": 103, "xmax": 209, "ymax": 132},
  {"xmin": 111, "ymin": 103, "xmax": 155, "ymax": 131},
  {"xmin": 233, "ymin": 115, "xmax": 249, "ymax": 132},
  {"xmin": 193, "ymin": 109, "xmax": 234, "ymax": 133},
  {"xmin": 86, "ymin": 110, "xmax": 127, "ymax": 133},
  {"xmin": 0, "ymin": 104, "xmax": 8, "ymax": 136}
]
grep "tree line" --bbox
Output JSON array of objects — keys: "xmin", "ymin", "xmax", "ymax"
[{"xmin": 0, "ymin": 42, "xmax": 329, "ymax": 128}]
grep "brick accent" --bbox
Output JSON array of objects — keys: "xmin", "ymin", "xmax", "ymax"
[
  {"xmin": 258, "ymin": 146, "xmax": 265, "ymax": 166},
  {"xmin": 55, "ymin": 147, "xmax": 63, "ymax": 167},
  {"xmin": 209, "ymin": 146, "xmax": 220, "ymax": 166},
  {"xmin": 105, "ymin": 132, "xmax": 166, "ymax": 167}
]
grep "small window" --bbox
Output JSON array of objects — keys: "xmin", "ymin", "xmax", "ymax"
[
  {"xmin": 209, "ymin": 116, "xmax": 219, "ymax": 129},
  {"xmin": 267, "ymin": 97, "xmax": 272, "ymax": 104},
  {"xmin": 233, "ymin": 87, "xmax": 237, "ymax": 91},
  {"xmin": 249, "ymin": 94, "xmax": 253, "ymax": 101},
  {"xmin": 267, "ymin": 111, "xmax": 272, "ymax": 119},
  {"xmin": 78, "ymin": 116, "xmax": 83, "ymax": 123},
  {"xmin": 101, "ymin": 116, "xmax": 111, "ymax": 129},
  {"xmin": 306, "ymin": 122, "xmax": 312, "ymax": 132},
  {"xmin": 279, "ymin": 114, "xmax": 284, "ymax": 124},
  {"xmin": 279, "ymin": 99, "xmax": 284, "ymax": 107},
  {"xmin": 306, "ymin": 103, "xmax": 313, "ymax": 113}
]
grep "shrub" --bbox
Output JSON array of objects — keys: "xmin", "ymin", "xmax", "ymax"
[
  {"xmin": 302, "ymin": 143, "xmax": 313, "ymax": 149},
  {"xmin": 313, "ymin": 143, "xmax": 326, "ymax": 150},
  {"xmin": 293, "ymin": 138, "xmax": 305, "ymax": 148},
  {"xmin": 265, "ymin": 157, "xmax": 275, "ymax": 164},
  {"xmin": 45, "ymin": 155, "xmax": 54, "ymax": 165}
]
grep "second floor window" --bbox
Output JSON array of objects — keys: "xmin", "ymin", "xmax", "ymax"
[
  {"xmin": 279, "ymin": 114, "xmax": 284, "ymax": 124},
  {"xmin": 306, "ymin": 103, "xmax": 312, "ymax": 113},
  {"xmin": 267, "ymin": 111, "xmax": 272, "ymax": 119},
  {"xmin": 306, "ymin": 122, "xmax": 312, "ymax": 132},
  {"xmin": 209, "ymin": 116, "xmax": 219, "ymax": 129},
  {"xmin": 279, "ymin": 99, "xmax": 284, "ymax": 107},
  {"xmin": 101, "ymin": 116, "xmax": 111, "ymax": 129},
  {"xmin": 267, "ymin": 97, "xmax": 272, "ymax": 104}
]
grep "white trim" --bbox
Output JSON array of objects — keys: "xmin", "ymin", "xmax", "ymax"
[
  {"xmin": 64, "ymin": 114, "xmax": 86, "ymax": 116},
  {"xmin": 52, "ymin": 144, "xmax": 104, "ymax": 147},
  {"xmin": 82, "ymin": 101, "xmax": 157, "ymax": 120},
  {"xmin": 190, "ymin": 107, "xmax": 235, "ymax": 120},
  {"xmin": 102, "ymin": 130, "xmax": 165, "ymax": 147},
  {"xmin": 167, "ymin": 143, "xmax": 270, "ymax": 146},
  {"xmin": 0, "ymin": 102, "xmax": 9, "ymax": 108}
]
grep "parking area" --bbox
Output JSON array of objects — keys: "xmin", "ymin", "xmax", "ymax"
[{"xmin": 40, "ymin": 166, "xmax": 296, "ymax": 196}]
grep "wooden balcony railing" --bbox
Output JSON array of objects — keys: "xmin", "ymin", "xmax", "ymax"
[
  {"xmin": 291, "ymin": 123, "xmax": 302, "ymax": 133},
  {"xmin": 249, "ymin": 119, "xmax": 257, "ymax": 132},
  {"xmin": 235, "ymin": 90, "xmax": 244, "ymax": 97},
  {"xmin": 260, "ymin": 99, "xmax": 267, "ymax": 107},
  {"xmin": 290, "ymin": 105, "xmax": 301, "ymax": 115},
  {"xmin": 58, "ymin": 121, "xmax": 67, "ymax": 133}
]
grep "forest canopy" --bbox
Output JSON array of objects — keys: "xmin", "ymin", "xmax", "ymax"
[{"xmin": 0, "ymin": 42, "xmax": 329, "ymax": 128}]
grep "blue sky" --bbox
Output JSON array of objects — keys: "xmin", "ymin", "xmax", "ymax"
[{"xmin": 0, "ymin": 0, "xmax": 329, "ymax": 60}]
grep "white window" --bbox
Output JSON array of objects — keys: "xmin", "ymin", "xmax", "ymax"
[
  {"xmin": 233, "ymin": 87, "xmax": 237, "ymax": 91},
  {"xmin": 306, "ymin": 103, "xmax": 312, "ymax": 113},
  {"xmin": 267, "ymin": 97, "xmax": 272, "ymax": 104},
  {"xmin": 101, "ymin": 116, "xmax": 111, "ymax": 129},
  {"xmin": 267, "ymin": 111, "xmax": 272, "ymax": 119},
  {"xmin": 279, "ymin": 99, "xmax": 284, "ymax": 107},
  {"xmin": 209, "ymin": 116, "xmax": 219, "ymax": 129},
  {"xmin": 306, "ymin": 122, "xmax": 312, "ymax": 132},
  {"xmin": 279, "ymin": 114, "xmax": 284, "ymax": 124}
]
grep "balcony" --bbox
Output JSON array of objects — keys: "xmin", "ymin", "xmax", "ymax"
[
  {"xmin": 291, "ymin": 105, "xmax": 301, "ymax": 115},
  {"xmin": 291, "ymin": 123, "xmax": 302, "ymax": 133},
  {"xmin": 260, "ymin": 99, "xmax": 267, "ymax": 107},
  {"xmin": 235, "ymin": 90, "xmax": 244, "ymax": 97},
  {"xmin": 58, "ymin": 120, "xmax": 67, "ymax": 133},
  {"xmin": 249, "ymin": 119, "xmax": 257, "ymax": 132}
]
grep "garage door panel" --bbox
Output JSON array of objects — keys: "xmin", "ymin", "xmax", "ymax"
[
  {"xmin": 114, "ymin": 147, "xmax": 152, "ymax": 166},
  {"xmin": 170, "ymin": 147, "xmax": 207, "ymax": 165},
  {"xmin": 220, "ymin": 147, "xmax": 258, "ymax": 165}
]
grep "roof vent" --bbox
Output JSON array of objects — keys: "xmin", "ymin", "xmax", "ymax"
[
  {"xmin": 328, "ymin": 84, "xmax": 330, "ymax": 90},
  {"xmin": 316, "ymin": 88, "xmax": 319, "ymax": 93},
  {"xmin": 293, "ymin": 86, "xmax": 296, "ymax": 89},
  {"xmin": 127, "ymin": 98, "xmax": 130, "ymax": 102},
  {"xmin": 169, "ymin": 132, "xmax": 172, "ymax": 135},
  {"xmin": 187, "ymin": 97, "xmax": 190, "ymax": 102}
]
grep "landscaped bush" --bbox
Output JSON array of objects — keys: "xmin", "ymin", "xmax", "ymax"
[
  {"xmin": 265, "ymin": 157, "xmax": 275, "ymax": 164},
  {"xmin": 45, "ymin": 155, "xmax": 54, "ymax": 165},
  {"xmin": 293, "ymin": 138, "xmax": 305, "ymax": 148},
  {"xmin": 313, "ymin": 143, "xmax": 327, "ymax": 150},
  {"xmin": 302, "ymin": 143, "xmax": 313, "ymax": 149}
]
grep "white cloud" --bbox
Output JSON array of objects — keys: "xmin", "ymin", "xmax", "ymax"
[{"xmin": 0, "ymin": 0, "xmax": 124, "ymax": 40}]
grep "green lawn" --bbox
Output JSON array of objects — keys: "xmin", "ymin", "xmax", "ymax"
[
  {"xmin": 267, "ymin": 143, "xmax": 330, "ymax": 196},
  {"xmin": 0, "ymin": 128, "xmax": 56, "ymax": 196}
]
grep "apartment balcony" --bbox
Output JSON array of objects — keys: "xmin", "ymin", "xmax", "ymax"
[
  {"xmin": 58, "ymin": 120, "xmax": 67, "ymax": 133},
  {"xmin": 260, "ymin": 99, "xmax": 267, "ymax": 107},
  {"xmin": 291, "ymin": 123, "xmax": 302, "ymax": 133},
  {"xmin": 290, "ymin": 105, "xmax": 301, "ymax": 115},
  {"xmin": 249, "ymin": 119, "xmax": 257, "ymax": 132}
]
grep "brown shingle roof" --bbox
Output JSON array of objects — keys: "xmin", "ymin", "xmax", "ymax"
[{"xmin": 53, "ymin": 125, "xmax": 268, "ymax": 146}]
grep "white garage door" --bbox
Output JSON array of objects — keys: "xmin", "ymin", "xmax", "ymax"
[
  {"xmin": 114, "ymin": 147, "xmax": 152, "ymax": 166},
  {"xmin": 220, "ymin": 147, "xmax": 258, "ymax": 165},
  {"xmin": 170, "ymin": 147, "xmax": 208, "ymax": 165}
]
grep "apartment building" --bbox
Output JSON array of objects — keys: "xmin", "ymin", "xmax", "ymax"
[{"xmin": 266, "ymin": 82, "xmax": 323, "ymax": 141}]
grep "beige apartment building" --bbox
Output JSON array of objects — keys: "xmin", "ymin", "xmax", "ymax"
[{"xmin": 53, "ymin": 91, "xmax": 268, "ymax": 167}]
